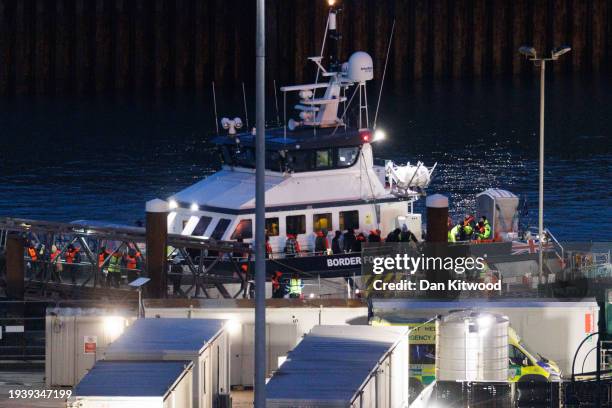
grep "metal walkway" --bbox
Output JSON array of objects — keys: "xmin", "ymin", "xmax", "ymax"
[{"xmin": 0, "ymin": 217, "xmax": 252, "ymax": 300}]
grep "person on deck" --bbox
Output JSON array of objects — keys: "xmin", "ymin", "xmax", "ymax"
[
  {"xmin": 368, "ymin": 230, "xmax": 381, "ymax": 243},
  {"xmin": 288, "ymin": 273, "xmax": 303, "ymax": 299},
  {"xmin": 314, "ymin": 229, "xmax": 329, "ymax": 255},
  {"xmin": 106, "ymin": 251, "xmax": 123, "ymax": 288},
  {"xmin": 64, "ymin": 244, "xmax": 80, "ymax": 284},
  {"xmin": 271, "ymin": 271, "xmax": 286, "ymax": 298},
  {"xmin": 386, "ymin": 228, "xmax": 401, "ymax": 243},
  {"xmin": 284, "ymin": 234, "xmax": 300, "ymax": 258},
  {"xmin": 343, "ymin": 228, "xmax": 356, "ymax": 252},
  {"xmin": 352, "ymin": 232, "xmax": 366, "ymax": 253},
  {"xmin": 400, "ymin": 225, "xmax": 419, "ymax": 243},
  {"xmin": 331, "ymin": 231, "xmax": 342, "ymax": 254},
  {"xmin": 476, "ymin": 217, "xmax": 492, "ymax": 240}
]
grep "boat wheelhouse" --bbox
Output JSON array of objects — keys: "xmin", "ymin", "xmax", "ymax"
[{"xmin": 164, "ymin": 1, "xmax": 434, "ymax": 280}]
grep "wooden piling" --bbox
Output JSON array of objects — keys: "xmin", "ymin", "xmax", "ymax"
[
  {"xmin": 426, "ymin": 194, "xmax": 449, "ymax": 243},
  {"xmin": 145, "ymin": 199, "xmax": 169, "ymax": 298},
  {"xmin": 6, "ymin": 234, "xmax": 25, "ymax": 300}
]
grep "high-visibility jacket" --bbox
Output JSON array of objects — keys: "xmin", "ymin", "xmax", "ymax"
[
  {"xmin": 448, "ymin": 225, "xmax": 461, "ymax": 243},
  {"xmin": 28, "ymin": 247, "xmax": 38, "ymax": 261},
  {"xmin": 108, "ymin": 254, "xmax": 122, "ymax": 274},
  {"xmin": 289, "ymin": 278, "xmax": 302, "ymax": 295},
  {"xmin": 478, "ymin": 221, "xmax": 492, "ymax": 240}
]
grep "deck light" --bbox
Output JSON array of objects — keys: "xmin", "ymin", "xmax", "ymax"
[
  {"xmin": 519, "ymin": 46, "xmax": 537, "ymax": 58},
  {"xmin": 373, "ymin": 129, "xmax": 386, "ymax": 142},
  {"xmin": 190, "ymin": 202, "xmax": 199, "ymax": 212},
  {"xmin": 168, "ymin": 199, "xmax": 178, "ymax": 210},
  {"xmin": 552, "ymin": 46, "xmax": 571, "ymax": 59},
  {"xmin": 309, "ymin": 293, "xmax": 316, "ymax": 299}
]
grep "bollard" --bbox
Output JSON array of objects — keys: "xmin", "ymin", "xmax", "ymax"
[
  {"xmin": 145, "ymin": 199, "xmax": 169, "ymax": 298},
  {"xmin": 426, "ymin": 194, "xmax": 449, "ymax": 243},
  {"xmin": 6, "ymin": 233, "xmax": 25, "ymax": 299}
]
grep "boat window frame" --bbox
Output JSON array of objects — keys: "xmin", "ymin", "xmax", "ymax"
[
  {"xmin": 231, "ymin": 218, "xmax": 253, "ymax": 240},
  {"xmin": 192, "ymin": 216, "xmax": 213, "ymax": 237},
  {"xmin": 339, "ymin": 210, "xmax": 360, "ymax": 231},
  {"xmin": 286, "ymin": 214, "xmax": 306, "ymax": 235},
  {"xmin": 313, "ymin": 213, "xmax": 333, "ymax": 232},
  {"xmin": 210, "ymin": 218, "xmax": 232, "ymax": 240},
  {"xmin": 222, "ymin": 144, "xmax": 362, "ymax": 173},
  {"xmin": 266, "ymin": 217, "xmax": 280, "ymax": 237}
]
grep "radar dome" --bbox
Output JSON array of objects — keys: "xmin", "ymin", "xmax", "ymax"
[{"xmin": 347, "ymin": 51, "xmax": 373, "ymax": 82}]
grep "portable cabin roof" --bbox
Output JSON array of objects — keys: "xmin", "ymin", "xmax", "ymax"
[
  {"xmin": 476, "ymin": 188, "xmax": 518, "ymax": 200},
  {"xmin": 266, "ymin": 325, "xmax": 407, "ymax": 405},
  {"xmin": 73, "ymin": 360, "xmax": 192, "ymax": 398},
  {"xmin": 104, "ymin": 318, "xmax": 226, "ymax": 358}
]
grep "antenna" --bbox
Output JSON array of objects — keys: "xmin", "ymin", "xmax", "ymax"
[
  {"xmin": 212, "ymin": 81, "xmax": 219, "ymax": 134},
  {"xmin": 273, "ymin": 80, "xmax": 281, "ymax": 126},
  {"xmin": 242, "ymin": 82, "xmax": 250, "ymax": 129},
  {"xmin": 373, "ymin": 19, "xmax": 396, "ymax": 129}
]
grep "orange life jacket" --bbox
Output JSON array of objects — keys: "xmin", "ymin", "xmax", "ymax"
[
  {"xmin": 51, "ymin": 250, "xmax": 61, "ymax": 262},
  {"xmin": 126, "ymin": 255, "xmax": 138, "ymax": 269},
  {"xmin": 28, "ymin": 247, "xmax": 38, "ymax": 261},
  {"xmin": 98, "ymin": 251, "xmax": 109, "ymax": 267},
  {"xmin": 65, "ymin": 248, "xmax": 79, "ymax": 264}
]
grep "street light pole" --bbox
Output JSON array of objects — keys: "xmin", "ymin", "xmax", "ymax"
[
  {"xmin": 255, "ymin": 0, "xmax": 266, "ymax": 407},
  {"xmin": 538, "ymin": 59, "xmax": 545, "ymax": 280},
  {"xmin": 518, "ymin": 45, "xmax": 570, "ymax": 279}
]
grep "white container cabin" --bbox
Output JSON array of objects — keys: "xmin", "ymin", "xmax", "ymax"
[
  {"xmin": 67, "ymin": 360, "xmax": 193, "ymax": 408},
  {"xmin": 103, "ymin": 318, "xmax": 230, "ymax": 408},
  {"xmin": 266, "ymin": 325, "xmax": 409, "ymax": 408}
]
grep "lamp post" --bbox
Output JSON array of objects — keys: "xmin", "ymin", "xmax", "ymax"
[{"xmin": 518, "ymin": 45, "xmax": 570, "ymax": 278}]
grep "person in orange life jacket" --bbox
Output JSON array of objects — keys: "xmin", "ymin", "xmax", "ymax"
[
  {"xmin": 64, "ymin": 244, "xmax": 80, "ymax": 284},
  {"xmin": 98, "ymin": 246, "xmax": 111, "ymax": 269},
  {"xmin": 27, "ymin": 242, "xmax": 39, "ymax": 278},
  {"xmin": 368, "ymin": 230, "xmax": 381, "ymax": 243},
  {"xmin": 352, "ymin": 232, "xmax": 366, "ymax": 253},
  {"xmin": 314, "ymin": 229, "xmax": 329, "ymax": 254},
  {"xmin": 271, "ymin": 271, "xmax": 286, "ymax": 298},
  {"xmin": 331, "ymin": 231, "xmax": 342, "ymax": 254},
  {"xmin": 125, "ymin": 248, "xmax": 142, "ymax": 270},
  {"xmin": 284, "ymin": 234, "xmax": 300, "ymax": 258}
]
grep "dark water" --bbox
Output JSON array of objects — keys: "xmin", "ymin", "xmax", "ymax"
[{"xmin": 0, "ymin": 76, "xmax": 610, "ymax": 241}]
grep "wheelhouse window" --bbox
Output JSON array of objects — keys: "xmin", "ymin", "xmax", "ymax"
[
  {"xmin": 192, "ymin": 216, "xmax": 212, "ymax": 236},
  {"xmin": 286, "ymin": 215, "xmax": 306, "ymax": 235},
  {"xmin": 211, "ymin": 218, "xmax": 231, "ymax": 240},
  {"xmin": 231, "ymin": 219, "xmax": 253, "ymax": 240},
  {"xmin": 340, "ymin": 210, "xmax": 359, "ymax": 230},
  {"xmin": 315, "ymin": 149, "xmax": 333, "ymax": 169},
  {"xmin": 313, "ymin": 213, "xmax": 332, "ymax": 232},
  {"xmin": 266, "ymin": 217, "xmax": 280, "ymax": 236},
  {"xmin": 287, "ymin": 150, "xmax": 311, "ymax": 172},
  {"xmin": 337, "ymin": 146, "xmax": 359, "ymax": 167}
]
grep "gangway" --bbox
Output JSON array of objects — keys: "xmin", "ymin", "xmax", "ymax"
[{"xmin": 0, "ymin": 217, "xmax": 252, "ymax": 300}]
